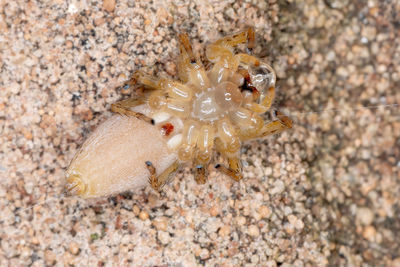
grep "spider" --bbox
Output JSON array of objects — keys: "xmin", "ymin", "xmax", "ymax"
[{"xmin": 65, "ymin": 28, "xmax": 292, "ymax": 198}]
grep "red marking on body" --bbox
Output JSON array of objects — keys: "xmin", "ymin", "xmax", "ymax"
[{"xmin": 161, "ymin": 123, "xmax": 174, "ymax": 136}]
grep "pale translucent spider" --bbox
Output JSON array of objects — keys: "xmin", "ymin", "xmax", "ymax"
[{"xmin": 65, "ymin": 28, "xmax": 292, "ymax": 198}]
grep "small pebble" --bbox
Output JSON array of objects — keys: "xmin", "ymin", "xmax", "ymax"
[
  {"xmin": 271, "ymin": 180, "xmax": 285, "ymax": 195},
  {"xmin": 209, "ymin": 205, "xmax": 220, "ymax": 217},
  {"xmin": 139, "ymin": 211, "xmax": 149, "ymax": 221},
  {"xmin": 44, "ymin": 249, "xmax": 56, "ymax": 265},
  {"xmin": 236, "ymin": 216, "xmax": 246, "ymax": 226},
  {"xmin": 69, "ymin": 242, "xmax": 79, "ymax": 255},
  {"xmin": 199, "ymin": 248, "xmax": 210, "ymax": 260},
  {"xmin": 158, "ymin": 231, "xmax": 170, "ymax": 245},
  {"xmin": 218, "ymin": 225, "xmax": 231, "ymax": 237},
  {"xmin": 258, "ymin": 206, "xmax": 271, "ymax": 218},
  {"xmin": 132, "ymin": 205, "xmax": 140, "ymax": 216},
  {"xmin": 357, "ymin": 207, "xmax": 374, "ymax": 225},
  {"xmin": 153, "ymin": 217, "xmax": 168, "ymax": 231},
  {"xmin": 248, "ymin": 225, "xmax": 260, "ymax": 238},
  {"xmin": 103, "ymin": 0, "xmax": 115, "ymax": 12},
  {"xmin": 363, "ymin": 225, "xmax": 376, "ymax": 242}
]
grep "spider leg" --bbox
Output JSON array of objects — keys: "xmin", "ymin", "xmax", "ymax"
[
  {"xmin": 111, "ymin": 98, "xmax": 154, "ymax": 125},
  {"xmin": 215, "ymin": 156, "xmax": 243, "ymax": 182},
  {"xmin": 160, "ymin": 79, "xmax": 193, "ymax": 102},
  {"xmin": 259, "ymin": 112, "xmax": 293, "ymax": 138},
  {"xmin": 145, "ymin": 160, "xmax": 179, "ymax": 191},
  {"xmin": 177, "ymin": 33, "xmax": 210, "ymax": 88},
  {"xmin": 235, "ymin": 53, "xmax": 260, "ymax": 67},
  {"xmin": 129, "ymin": 70, "xmax": 165, "ymax": 90},
  {"xmin": 245, "ymin": 86, "xmax": 275, "ymax": 114},
  {"xmin": 206, "ymin": 28, "xmax": 256, "ymax": 83},
  {"xmin": 194, "ymin": 164, "xmax": 207, "ymax": 184},
  {"xmin": 214, "ymin": 27, "xmax": 255, "ymax": 48},
  {"xmin": 178, "ymin": 33, "xmax": 196, "ymax": 64}
]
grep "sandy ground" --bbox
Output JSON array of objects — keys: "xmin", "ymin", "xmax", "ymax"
[{"xmin": 1, "ymin": 0, "xmax": 399, "ymax": 266}]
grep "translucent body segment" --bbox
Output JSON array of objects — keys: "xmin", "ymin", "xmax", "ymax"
[
  {"xmin": 217, "ymin": 119, "xmax": 241, "ymax": 154},
  {"xmin": 165, "ymin": 98, "xmax": 191, "ymax": 118},
  {"xmin": 245, "ymin": 87, "xmax": 275, "ymax": 114},
  {"xmin": 217, "ymin": 119, "xmax": 235, "ymax": 141},
  {"xmin": 133, "ymin": 71, "xmax": 163, "ymax": 90},
  {"xmin": 188, "ymin": 67, "xmax": 210, "ymax": 89},
  {"xmin": 178, "ymin": 120, "xmax": 200, "ymax": 161},
  {"xmin": 260, "ymin": 86, "xmax": 275, "ymax": 107},
  {"xmin": 235, "ymin": 53, "xmax": 260, "ymax": 67},
  {"xmin": 206, "ymin": 44, "xmax": 233, "ymax": 62},
  {"xmin": 229, "ymin": 107, "xmax": 251, "ymax": 125},
  {"xmin": 249, "ymin": 62, "xmax": 277, "ymax": 89},
  {"xmin": 161, "ymin": 80, "xmax": 193, "ymax": 101},
  {"xmin": 209, "ymin": 55, "xmax": 240, "ymax": 84},
  {"xmin": 229, "ymin": 108, "xmax": 264, "ymax": 139},
  {"xmin": 245, "ymin": 85, "xmax": 275, "ymax": 113},
  {"xmin": 148, "ymin": 91, "xmax": 167, "ymax": 110},
  {"xmin": 207, "ymin": 47, "xmax": 240, "ymax": 69},
  {"xmin": 196, "ymin": 125, "xmax": 215, "ymax": 164},
  {"xmin": 198, "ymin": 125, "xmax": 214, "ymax": 151},
  {"xmin": 209, "ymin": 62, "xmax": 231, "ymax": 84},
  {"xmin": 178, "ymin": 144, "xmax": 194, "ymax": 161},
  {"xmin": 242, "ymin": 91, "xmax": 255, "ymax": 105},
  {"xmin": 215, "ymin": 82, "xmax": 243, "ymax": 111},
  {"xmin": 229, "ymin": 72, "xmax": 245, "ymax": 86}
]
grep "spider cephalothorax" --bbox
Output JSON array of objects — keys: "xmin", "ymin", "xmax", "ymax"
[{"xmin": 114, "ymin": 28, "xmax": 292, "ymax": 188}]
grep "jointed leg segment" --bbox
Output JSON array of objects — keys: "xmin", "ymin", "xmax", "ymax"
[
  {"xmin": 260, "ymin": 112, "xmax": 293, "ymax": 137},
  {"xmin": 214, "ymin": 27, "xmax": 255, "ymax": 49},
  {"xmin": 178, "ymin": 33, "xmax": 196, "ymax": 64},
  {"xmin": 215, "ymin": 157, "xmax": 243, "ymax": 182},
  {"xmin": 194, "ymin": 164, "xmax": 207, "ymax": 184},
  {"xmin": 111, "ymin": 98, "xmax": 154, "ymax": 125},
  {"xmin": 146, "ymin": 160, "xmax": 179, "ymax": 191}
]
